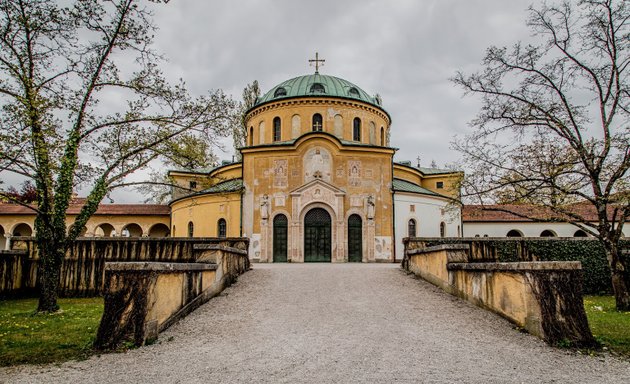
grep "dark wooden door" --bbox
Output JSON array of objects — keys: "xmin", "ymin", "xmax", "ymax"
[
  {"xmin": 304, "ymin": 208, "xmax": 331, "ymax": 262},
  {"xmin": 273, "ymin": 214, "xmax": 288, "ymax": 262},
  {"xmin": 348, "ymin": 214, "xmax": 362, "ymax": 262}
]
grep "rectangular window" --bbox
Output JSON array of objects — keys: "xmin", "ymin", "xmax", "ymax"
[
  {"xmin": 410, "ymin": 204, "xmax": 415, "ymax": 212},
  {"xmin": 189, "ymin": 181, "xmax": 197, "ymax": 189},
  {"xmin": 436, "ymin": 181, "xmax": 444, "ymax": 189}
]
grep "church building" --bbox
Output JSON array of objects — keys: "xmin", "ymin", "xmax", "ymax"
[{"xmin": 168, "ymin": 65, "xmax": 462, "ymax": 262}]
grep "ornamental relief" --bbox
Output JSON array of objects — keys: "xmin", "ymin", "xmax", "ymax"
[
  {"xmin": 348, "ymin": 160, "xmax": 362, "ymax": 186},
  {"xmin": 273, "ymin": 159, "xmax": 288, "ymax": 188},
  {"xmin": 303, "ymin": 147, "xmax": 332, "ymax": 183}
]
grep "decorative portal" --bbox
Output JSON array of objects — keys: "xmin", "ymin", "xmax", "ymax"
[
  {"xmin": 304, "ymin": 208, "xmax": 331, "ymax": 262},
  {"xmin": 273, "ymin": 214, "xmax": 288, "ymax": 262},
  {"xmin": 348, "ymin": 214, "xmax": 362, "ymax": 262},
  {"xmin": 304, "ymin": 147, "xmax": 332, "ymax": 182}
]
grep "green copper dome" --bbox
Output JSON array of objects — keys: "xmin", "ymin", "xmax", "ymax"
[{"xmin": 254, "ymin": 73, "xmax": 384, "ymax": 110}]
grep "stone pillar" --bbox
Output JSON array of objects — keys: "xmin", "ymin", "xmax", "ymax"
[
  {"xmin": 3, "ymin": 234, "xmax": 11, "ymax": 250},
  {"xmin": 366, "ymin": 220, "xmax": 375, "ymax": 262}
]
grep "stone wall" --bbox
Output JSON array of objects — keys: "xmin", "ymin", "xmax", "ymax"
[
  {"xmin": 405, "ymin": 242, "xmax": 596, "ymax": 347},
  {"xmin": 0, "ymin": 237, "xmax": 248, "ymax": 297},
  {"xmin": 95, "ymin": 244, "xmax": 249, "ymax": 349}
]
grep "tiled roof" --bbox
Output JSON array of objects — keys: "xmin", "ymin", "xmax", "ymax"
[
  {"xmin": 199, "ymin": 178, "xmax": 243, "ymax": 194},
  {"xmin": 462, "ymin": 204, "xmax": 612, "ymax": 222},
  {"xmin": 392, "ymin": 178, "xmax": 442, "ymax": 197},
  {"xmin": 0, "ymin": 202, "xmax": 169, "ymax": 216}
]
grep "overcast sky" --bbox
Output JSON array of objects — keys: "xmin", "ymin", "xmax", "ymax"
[{"xmin": 26, "ymin": 0, "xmax": 545, "ymax": 203}]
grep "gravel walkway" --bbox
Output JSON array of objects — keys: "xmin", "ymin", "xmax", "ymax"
[{"xmin": 1, "ymin": 264, "xmax": 629, "ymax": 383}]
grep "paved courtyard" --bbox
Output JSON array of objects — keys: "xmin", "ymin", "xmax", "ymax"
[{"xmin": 2, "ymin": 264, "xmax": 629, "ymax": 383}]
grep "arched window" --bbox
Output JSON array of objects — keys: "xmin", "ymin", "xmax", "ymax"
[
  {"xmin": 310, "ymin": 83, "xmax": 325, "ymax": 93},
  {"xmin": 312, "ymin": 113, "xmax": 323, "ymax": 131},
  {"xmin": 218, "ymin": 219, "xmax": 227, "ymax": 238},
  {"xmin": 380, "ymin": 127, "xmax": 385, "ymax": 146},
  {"xmin": 353, "ymin": 118, "xmax": 361, "ymax": 141},
  {"xmin": 273, "ymin": 117, "xmax": 281, "ymax": 142},
  {"xmin": 249, "ymin": 126, "xmax": 254, "ymax": 146},
  {"xmin": 187, "ymin": 221, "xmax": 194, "ymax": 238},
  {"xmin": 540, "ymin": 230, "xmax": 556, "ymax": 237},
  {"xmin": 440, "ymin": 222, "xmax": 446, "ymax": 238},
  {"xmin": 506, "ymin": 229, "xmax": 523, "ymax": 237},
  {"xmin": 274, "ymin": 87, "xmax": 287, "ymax": 97},
  {"xmin": 574, "ymin": 230, "xmax": 588, "ymax": 237},
  {"xmin": 408, "ymin": 219, "xmax": 417, "ymax": 237},
  {"xmin": 348, "ymin": 87, "xmax": 360, "ymax": 97}
]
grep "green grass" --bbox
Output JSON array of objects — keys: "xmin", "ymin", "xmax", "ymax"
[
  {"xmin": 584, "ymin": 296, "xmax": 630, "ymax": 357},
  {"xmin": 0, "ymin": 297, "xmax": 103, "ymax": 366}
]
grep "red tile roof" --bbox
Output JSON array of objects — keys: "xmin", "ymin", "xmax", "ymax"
[
  {"xmin": 462, "ymin": 204, "xmax": 618, "ymax": 222},
  {"xmin": 0, "ymin": 202, "xmax": 170, "ymax": 216}
]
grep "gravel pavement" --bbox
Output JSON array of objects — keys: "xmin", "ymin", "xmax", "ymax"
[{"xmin": 1, "ymin": 263, "xmax": 629, "ymax": 383}]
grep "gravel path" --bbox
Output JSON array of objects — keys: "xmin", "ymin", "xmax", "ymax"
[{"xmin": 2, "ymin": 264, "xmax": 629, "ymax": 383}]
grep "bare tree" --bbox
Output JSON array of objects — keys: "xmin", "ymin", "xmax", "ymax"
[
  {"xmin": 0, "ymin": 0, "xmax": 236, "ymax": 312},
  {"xmin": 232, "ymin": 80, "xmax": 260, "ymax": 159},
  {"xmin": 452, "ymin": 0, "xmax": 629, "ymax": 310}
]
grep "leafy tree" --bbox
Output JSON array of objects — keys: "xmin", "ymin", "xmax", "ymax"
[
  {"xmin": 232, "ymin": 80, "xmax": 260, "ymax": 159},
  {"xmin": 453, "ymin": 0, "xmax": 629, "ymax": 309},
  {"xmin": 0, "ymin": 0, "xmax": 236, "ymax": 312}
]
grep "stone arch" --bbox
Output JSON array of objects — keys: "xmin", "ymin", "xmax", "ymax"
[
  {"xmin": 148, "ymin": 223, "xmax": 170, "ymax": 237},
  {"xmin": 0, "ymin": 224, "xmax": 5, "ymax": 250},
  {"xmin": 122, "ymin": 223, "xmax": 143, "ymax": 237},
  {"xmin": 333, "ymin": 114, "xmax": 343, "ymax": 139},
  {"xmin": 12, "ymin": 223, "xmax": 32, "ymax": 236},
  {"xmin": 369, "ymin": 121, "xmax": 376, "ymax": 144},
  {"xmin": 506, "ymin": 229, "xmax": 523, "ymax": 237},
  {"xmin": 291, "ymin": 114, "xmax": 301, "ymax": 139},
  {"xmin": 299, "ymin": 202, "xmax": 337, "ymax": 262},
  {"xmin": 94, "ymin": 223, "xmax": 115, "ymax": 237},
  {"xmin": 540, "ymin": 229, "xmax": 557, "ymax": 237},
  {"xmin": 258, "ymin": 121, "xmax": 266, "ymax": 144}
]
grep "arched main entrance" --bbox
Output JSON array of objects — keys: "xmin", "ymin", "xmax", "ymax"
[
  {"xmin": 348, "ymin": 214, "xmax": 362, "ymax": 262},
  {"xmin": 273, "ymin": 214, "xmax": 288, "ymax": 262},
  {"xmin": 304, "ymin": 208, "xmax": 331, "ymax": 262}
]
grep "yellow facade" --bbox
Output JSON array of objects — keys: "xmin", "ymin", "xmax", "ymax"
[{"xmin": 170, "ymin": 192, "xmax": 241, "ymax": 238}]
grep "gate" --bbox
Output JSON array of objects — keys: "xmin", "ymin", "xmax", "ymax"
[
  {"xmin": 304, "ymin": 208, "xmax": 331, "ymax": 262},
  {"xmin": 348, "ymin": 214, "xmax": 362, "ymax": 262},
  {"xmin": 273, "ymin": 214, "xmax": 288, "ymax": 262}
]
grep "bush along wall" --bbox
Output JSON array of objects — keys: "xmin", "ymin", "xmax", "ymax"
[{"xmin": 407, "ymin": 238, "xmax": 629, "ymax": 295}]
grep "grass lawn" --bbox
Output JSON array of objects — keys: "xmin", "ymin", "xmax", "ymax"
[
  {"xmin": 584, "ymin": 296, "xmax": 630, "ymax": 357},
  {"xmin": 0, "ymin": 297, "xmax": 103, "ymax": 366}
]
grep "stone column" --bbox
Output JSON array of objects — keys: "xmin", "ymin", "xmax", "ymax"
[{"xmin": 3, "ymin": 234, "xmax": 11, "ymax": 250}]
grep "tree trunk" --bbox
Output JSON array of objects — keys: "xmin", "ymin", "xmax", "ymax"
[
  {"xmin": 606, "ymin": 244, "xmax": 630, "ymax": 311},
  {"xmin": 36, "ymin": 227, "xmax": 65, "ymax": 313}
]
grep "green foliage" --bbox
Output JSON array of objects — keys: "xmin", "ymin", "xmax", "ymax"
[
  {"xmin": 584, "ymin": 296, "xmax": 630, "ymax": 357},
  {"xmin": 0, "ymin": 297, "xmax": 103, "ymax": 366}
]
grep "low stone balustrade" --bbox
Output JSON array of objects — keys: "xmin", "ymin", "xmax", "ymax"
[{"xmin": 405, "ymin": 243, "xmax": 595, "ymax": 347}]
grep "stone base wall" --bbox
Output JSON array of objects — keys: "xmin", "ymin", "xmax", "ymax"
[
  {"xmin": 405, "ymin": 243, "xmax": 596, "ymax": 347},
  {"xmin": 95, "ymin": 244, "xmax": 249, "ymax": 349}
]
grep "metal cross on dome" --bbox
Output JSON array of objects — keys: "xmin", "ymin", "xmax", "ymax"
[{"xmin": 309, "ymin": 52, "xmax": 325, "ymax": 74}]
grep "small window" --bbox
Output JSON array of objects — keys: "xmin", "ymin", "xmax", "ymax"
[
  {"xmin": 348, "ymin": 87, "xmax": 360, "ymax": 97},
  {"xmin": 273, "ymin": 117, "xmax": 281, "ymax": 142},
  {"xmin": 506, "ymin": 229, "xmax": 523, "ymax": 237},
  {"xmin": 540, "ymin": 230, "xmax": 556, "ymax": 237},
  {"xmin": 409, "ymin": 204, "xmax": 415, "ymax": 213},
  {"xmin": 187, "ymin": 221, "xmax": 194, "ymax": 238},
  {"xmin": 310, "ymin": 83, "xmax": 325, "ymax": 93},
  {"xmin": 440, "ymin": 222, "xmax": 446, "ymax": 238},
  {"xmin": 274, "ymin": 87, "xmax": 287, "ymax": 97},
  {"xmin": 574, "ymin": 230, "xmax": 588, "ymax": 237},
  {"xmin": 218, "ymin": 219, "xmax": 227, "ymax": 238},
  {"xmin": 380, "ymin": 127, "xmax": 385, "ymax": 146},
  {"xmin": 249, "ymin": 126, "xmax": 254, "ymax": 146},
  {"xmin": 312, "ymin": 113, "xmax": 323, "ymax": 131},
  {"xmin": 436, "ymin": 181, "xmax": 444, "ymax": 189},
  {"xmin": 353, "ymin": 118, "xmax": 361, "ymax": 141},
  {"xmin": 408, "ymin": 219, "xmax": 417, "ymax": 237},
  {"xmin": 189, "ymin": 181, "xmax": 197, "ymax": 190}
]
